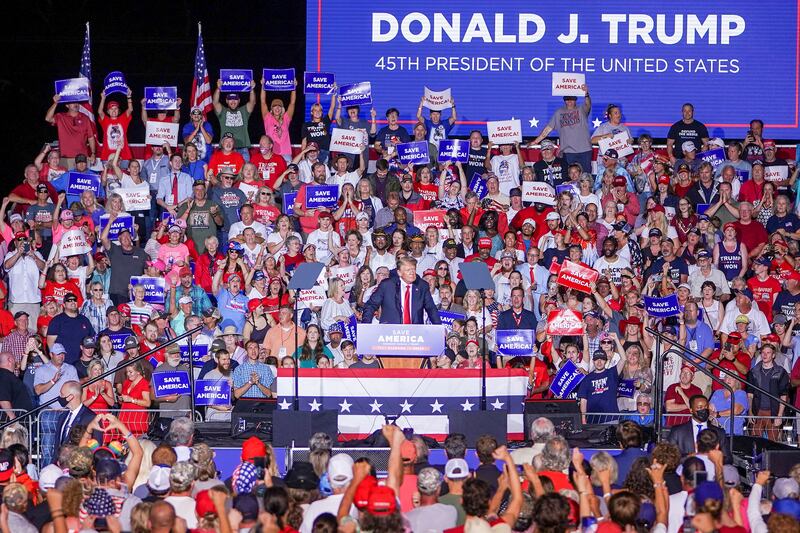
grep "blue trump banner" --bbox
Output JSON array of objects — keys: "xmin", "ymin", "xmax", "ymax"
[
  {"xmin": 152, "ymin": 371, "xmax": 190, "ymax": 398},
  {"xmin": 304, "ymin": 185, "xmax": 340, "ymax": 209},
  {"xmin": 55, "ymin": 78, "xmax": 89, "ymax": 103},
  {"xmin": 357, "ymin": 324, "xmax": 446, "ymax": 357},
  {"xmin": 307, "ymin": 1, "xmax": 800, "ymax": 139},
  {"xmin": 496, "ymin": 330, "xmax": 535, "ymax": 357},
  {"xmin": 98, "ymin": 213, "xmax": 134, "ymax": 241},
  {"xmin": 644, "ymin": 294, "xmax": 681, "ymax": 318},
  {"xmin": 339, "ymin": 81, "xmax": 373, "ymax": 106},
  {"xmin": 469, "ymin": 173, "xmax": 488, "ymax": 199},
  {"xmin": 437, "ymin": 310, "xmax": 465, "ymax": 330},
  {"xmin": 103, "ymin": 71, "xmax": 128, "ymax": 96},
  {"xmin": 549, "ymin": 360, "xmax": 585, "ymax": 398},
  {"xmin": 337, "ymin": 315, "xmax": 358, "ymax": 347},
  {"xmin": 109, "ymin": 333, "xmax": 128, "ymax": 353},
  {"xmin": 736, "ymin": 169, "xmax": 750, "ymax": 182},
  {"xmin": 697, "ymin": 148, "xmax": 726, "ymax": 171},
  {"xmin": 66, "ymin": 172, "xmax": 101, "ymax": 197},
  {"xmin": 144, "ymin": 87, "xmax": 178, "ymax": 111},
  {"xmin": 396, "ymin": 141, "xmax": 430, "ymax": 165},
  {"xmin": 220, "ymin": 69, "xmax": 253, "ymax": 92},
  {"xmin": 618, "ymin": 379, "xmax": 636, "ymax": 398},
  {"xmin": 129, "ymin": 276, "xmax": 166, "ymax": 304},
  {"xmin": 283, "ymin": 191, "xmax": 298, "ymax": 215},
  {"xmin": 438, "ymin": 139, "xmax": 469, "ymax": 162},
  {"xmin": 696, "ymin": 203, "xmax": 710, "ymax": 215},
  {"xmin": 195, "ymin": 379, "xmax": 232, "ymax": 406},
  {"xmin": 304, "ymin": 72, "xmax": 336, "ymax": 94},
  {"xmin": 179, "ymin": 343, "xmax": 209, "ymax": 368},
  {"xmin": 263, "ymin": 68, "xmax": 296, "ymax": 91}
]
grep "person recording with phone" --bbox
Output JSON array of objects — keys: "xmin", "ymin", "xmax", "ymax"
[{"xmin": 3, "ymin": 231, "xmax": 47, "ymax": 320}]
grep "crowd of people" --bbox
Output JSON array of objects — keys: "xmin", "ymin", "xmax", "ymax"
[{"xmin": 0, "ymin": 73, "xmax": 796, "ymax": 530}]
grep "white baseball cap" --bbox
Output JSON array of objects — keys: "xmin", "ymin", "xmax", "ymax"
[
  {"xmin": 147, "ymin": 465, "xmax": 171, "ymax": 493},
  {"xmin": 38, "ymin": 464, "xmax": 65, "ymax": 491},
  {"xmin": 327, "ymin": 453, "xmax": 355, "ymax": 486},
  {"xmin": 681, "ymin": 141, "xmax": 696, "ymax": 153},
  {"xmin": 445, "ymin": 458, "xmax": 470, "ymax": 479}
]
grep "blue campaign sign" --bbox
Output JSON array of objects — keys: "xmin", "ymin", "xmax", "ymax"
[
  {"xmin": 303, "ymin": 72, "xmax": 336, "ymax": 94},
  {"xmin": 55, "ymin": 78, "xmax": 89, "ymax": 103},
  {"xmin": 696, "ymin": 203, "xmax": 710, "ymax": 215},
  {"xmin": 307, "ymin": 1, "xmax": 800, "ymax": 139},
  {"xmin": 103, "ymin": 71, "xmax": 128, "ymax": 95},
  {"xmin": 195, "ymin": 379, "xmax": 232, "ymax": 406},
  {"xmin": 152, "ymin": 371, "xmax": 191, "ymax": 398},
  {"xmin": 108, "ymin": 333, "xmax": 128, "ymax": 352},
  {"xmin": 304, "ymin": 185, "xmax": 340, "ymax": 209},
  {"xmin": 396, "ymin": 141, "xmax": 430, "ymax": 165},
  {"xmin": 283, "ymin": 191, "xmax": 298, "ymax": 215},
  {"xmin": 697, "ymin": 148, "xmax": 725, "ymax": 170},
  {"xmin": 144, "ymin": 87, "xmax": 178, "ymax": 111},
  {"xmin": 469, "ymin": 173, "xmax": 488, "ymax": 199},
  {"xmin": 263, "ymin": 68, "xmax": 296, "ymax": 91},
  {"xmin": 337, "ymin": 315, "xmax": 358, "ymax": 347},
  {"xmin": 549, "ymin": 360, "xmax": 586, "ymax": 398},
  {"xmin": 644, "ymin": 294, "xmax": 681, "ymax": 318},
  {"xmin": 496, "ymin": 329, "xmax": 535, "ymax": 357},
  {"xmin": 98, "ymin": 213, "xmax": 134, "ymax": 241},
  {"xmin": 438, "ymin": 139, "xmax": 469, "ymax": 162},
  {"xmin": 339, "ymin": 81, "xmax": 373, "ymax": 106},
  {"xmin": 179, "ymin": 343, "xmax": 209, "ymax": 368},
  {"xmin": 220, "ymin": 69, "xmax": 254, "ymax": 92},
  {"xmin": 129, "ymin": 276, "xmax": 166, "ymax": 304},
  {"xmin": 357, "ymin": 323, "xmax": 446, "ymax": 357},
  {"xmin": 438, "ymin": 310, "xmax": 466, "ymax": 330},
  {"xmin": 618, "ymin": 379, "xmax": 636, "ymax": 398},
  {"xmin": 66, "ymin": 172, "xmax": 101, "ymax": 197},
  {"xmin": 736, "ymin": 169, "xmax": 750, "ymax": 182}
]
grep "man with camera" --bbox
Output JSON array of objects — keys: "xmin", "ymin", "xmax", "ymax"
[{"xmin": 3, "ymin": 230, "xmax": 46, "ymax": 319}]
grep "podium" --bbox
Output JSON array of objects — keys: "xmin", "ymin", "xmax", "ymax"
[{"xmin": 358, "ymin": 323, "xmax": 445, "ymax": 369}]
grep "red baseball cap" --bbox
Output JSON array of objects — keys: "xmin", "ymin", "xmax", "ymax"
[
  {"xmin": 241, "ymin": 436, "xmax": 267, "ymax": 461},
  {"xmin": 117, "ymin": 303, "xmax": 131, "ymax": 317},
  {"xmin": 726, "ymin": 332, "xmax": 742, "ymax": 343},
  {"xmin": 478, "ymin": 237, "xmax": 492, "ymax": 249},
  {"xmin": 723, "ymin": 222, "xmax": 737, "ymax": 232},
  {"xmin": 657, "ymin": 175, "xmax": 671, "ymax": 185},
  {"xmin": 763, "ymin": 139, "xmax": 777, "ymax": 150},
  {"xmin": 612, "ymin": 176, "xmax": 627, "ymax": 188},
  {"xmin": 354, "ymin": 476, "xmax": 378, "ymax": 509},
  {"xmin": 367, "ymin": 486, "xmax": 398, "ymax": 516},
  {"xmin": 178, "ymin": 266, "xmax": 192, "ymax": 278},
  {"xmin": 423, "ymin": 269, "xmax": 436, "ymax": 277},
  {"xmin": 247, "ymin": 299, "xmax": 262, "ymax": 313},
  {"xmin": 650, "ymin": 204, "xmax": 665, "ymax": 214},
  {"xmin": 195, "ymin": 490, "xmax": 217, "ymax": 517}
]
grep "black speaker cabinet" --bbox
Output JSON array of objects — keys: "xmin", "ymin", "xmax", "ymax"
[
  {"xmin": 765, "ymin": 450, "xmax": 800, "ymax": 478},
  {"xmin": 231, "ymin": 399, "xmax": 277, "ymax": 439},
  {"xmin": 523, "ymin": 399, "xmax": 581, "ymax": 438},
  {"xmin": 272, "ymin": 410, "xmax": 339, "ymax": 447},
  {"xmin": 448, "ymin": 411, "xmax": 508, "ymax": 446}
]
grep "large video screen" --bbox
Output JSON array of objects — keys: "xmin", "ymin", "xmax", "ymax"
[{"xmin": 307, "ymin": 1, "xmax": 800, "ymax": 139}]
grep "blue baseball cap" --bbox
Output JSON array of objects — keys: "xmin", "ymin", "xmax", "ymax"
[
  {"xmin": 51, "ymin": 343, "xmax": 67, "ymax": 355},
  {"xmin": 227, "ymin": 240, "xmax": 243, "ymax": 253},
  {"xmin": 773, "ymin": 498, "xmax": 800, "ymax": 520},
  {"xmin": 694, "ymin": 481, "xmax": 723, "ymax": 509},
  {"xmin": 253, "ymin": 270, "xmax": 266, "ymax": 281},
  {"xmin": 328, "ymin": 323, "xmax": 343, "ymax": 335}
]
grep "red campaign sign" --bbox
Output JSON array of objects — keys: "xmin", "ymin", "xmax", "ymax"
[
  {"xmin": 549, "ymin": 260, "xmax": 562, "ymax": 275},
  {"xmin": 556, "ymin": 260, "xmax": 598, "ymax": 294},
  {"xmin": 413, "ymin": 209, "xmax": 447, "ymax": 231},
  {"xmin": 546, "ymin": 309, "xmax": 585, "ymax": 336}
]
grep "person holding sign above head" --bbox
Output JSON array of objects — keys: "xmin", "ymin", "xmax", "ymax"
[
  {"xmin": 44, "ymin": 94, "xmax": 96, "ymax": 168},
  {"xmin": 530, "ymin": 83, "xmax": 592, "ymax": 173},
  {"xmin": 213, "ymin": 79, "xmax": 256, "ymax": 162},
  {"xmin": 374, "ymin": 108, "xmax": 411, "ymax": 158},
  {"xmin": 97, "ymin": 90, "xmax": 133, "ymax": 162},
  {"xmin": 417, "ymin": 91, "xmax": 457, "ymax": 161},
  {"xmin": 260, "ymin": 77, "xmax": 297, "ymax": 159},
  {"xmin": 334, "ymin": 101, "xmax": 375, "ymax": 171},
  {"xmin": 362, "ymin": 256, "xmax": 441, "ymax": 325}
]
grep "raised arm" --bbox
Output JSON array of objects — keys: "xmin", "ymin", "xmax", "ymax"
[
  {"xmin": 246, "ymin": 80, "xmax": 257, "ymax": 113},
  {"xmin": 45, "ymin": 95, "xmax": 60, "ymax": 124},
  {"xmin": 212, "ymin": 79, "xmax": 223, "ymax": 114}
]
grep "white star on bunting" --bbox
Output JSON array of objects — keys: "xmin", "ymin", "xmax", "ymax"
[
  {"xmin": 430, "ymin": 399, "xmax": 444, "ymax": 413},
  {"xmin": 308, "ymin": 399, "xmax": 321, "ymax": 412},
  {"xmin": 278, "ymin": 398, "xmax": 291, "ymax": 410},
  {"xmin": 369, "ymin": 400, "xmax": 383, "ymax": 413},
  {"xmin": 491, "ymin": 398, "xmax": 505, "ymax": 410},
  {"xmin": 461, "ymin": 399, "xmax": 474, "ymax": 411},
  {"xmin": 592, "ymin": 117, "xmax": 602, "ymax": 128},
  {"xmin": 399, "ymin": 399, "xmax": 414, "ymax": 413},
  {"xmin": 339, "ymin": 399, "xmax": 352, "ymax": 413},
  {"xmin": 529, "ymin": 117, "xmax": 539, "ymax": 128}
]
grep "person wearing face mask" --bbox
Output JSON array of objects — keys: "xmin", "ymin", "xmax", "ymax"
[
  {"xmin": 667, "ymin": 394, "xmax": 731, "ymax": 462},
  {"xmin": 54, "ymin": 379, "xmax": 102, "ymax": 448}
]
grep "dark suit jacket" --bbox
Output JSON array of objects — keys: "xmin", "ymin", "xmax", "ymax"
[
  {"xmin": 362, "ymin": 276, "xmax": 441, "ymax": 324},
  {"xmin": 57, "ymin": 405, "xmax": 100, "ymax": 446},
  {"xmin": 666, "ymin": 420, "xmax": 731, "ymax": 463},
  {"xmin": 496, "ymin": 308, "xmax": 538, "ymax": 331}
]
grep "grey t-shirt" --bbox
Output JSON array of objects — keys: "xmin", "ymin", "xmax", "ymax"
[
  {"xmin": 546, "ymin": 102, "xmax": 592, "ymax": 154},
  {"xmin": 404, "ymin": 503, "xmax": 458, "ymax": 533},
  {"xmin": 26, "ymin": 204, "xmax": 55, "ymax": 237},
  {"xmin": 153, "ymin": 362, "xmax": 192, "ymax": 413},
  {"xmin": 216, "ymin": 107, "xmax": 252, "ymax": 149},
  {"xmin": 209, "ymin": 186, "xmax": 247, "ymax": 230}
]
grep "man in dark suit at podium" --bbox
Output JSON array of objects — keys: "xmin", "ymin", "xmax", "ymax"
[
  {"xmin": 496, "ymin": 287, "xmax": 537, "ymax": 331},
  {"xmin": 667, "ymin": 393, "xmax": 731, "ymax": 463},
  {"xmin": 362, "ymin": 257, "xmax": 441, "ymax": 324}
]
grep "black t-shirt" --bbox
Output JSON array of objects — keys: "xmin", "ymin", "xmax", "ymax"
[
  {"xmin": 75, "ymin": 358, "xmax": 93, "ymax": 380},
  {"xmin": 466, "ymin": 147, "xmax": 488, "ymax": 180},
  {"xmin": 533, "ymin": 157, "xmax": 568, "ymax": 187},
  {"xmin": 107, "ymin": 244, "xmax": 148, "ymax": 296},
  {"xmin": 667, "ymin": 120, "xmax": 709, "ymax": 156},
  {"xmin": 0, "ymin": 368, "xmax": 32, "ymax": 412},
  {"xmin": 375, "ymin": 125, "xmax": 411, "ymax": 151},
  {"xmin": 542, "ymin": 247, "xmax": 569, "ymax": 270},
  {"xmin": 644, "ymin": 256, "xmax": 689, "ymax": 286},
  {"xmin": 773, "ymin": 290, "xmax": 800, "ymax": 319},
  {"xmin": 301, "ymin": 116, "xmax": 332, "ymax": 151},
  {"xmin": 744, "ymin": 142, "xmax": 764, "ymax": 163}
]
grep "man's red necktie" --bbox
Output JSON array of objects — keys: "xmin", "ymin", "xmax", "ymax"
[
  {"xmin": 172, "ymin": 173, "xmax": 179, "ymax": 204},
  {"xmin": 529, "ymin": 266, "xmax": 535, "ymax": 284},
  {"xmin": 403, "ymin": 285, "xmax": 411, "ymax": 324}
]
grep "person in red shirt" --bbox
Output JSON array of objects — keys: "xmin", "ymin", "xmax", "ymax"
[
  {"xmin": 710, "ymin": 332, "xmax": 750, "ymax": 391},
  {"xmin": 8, "ymin": 166, "xmax": 59, "ymax": 217},
  {"xmin": 738, "ymin": 161, "xmax": 766, "ymax": 204},
  {"xmin": 414, "ymin": 167, "xmax": 439, "ymax": 203},
  {"xmin": 44, "ymin": 94, "xmax": 97, "ymax": 165},
  {"xmin": 252, "ymin": 186, "xmax": 281, "ymax": 227},
  {"xmin": 40, "ymin": 262, "xmax": 84, "ymax": 306},
  {"xmin": 526, "ymin": 355, "xmax": 551, "ymax": 399},
  {"xmin": 732, "ymin": 201, "xmax": 768, "ymax": 259},
  {"xmin": 510, "ymin": 204, "xmax": 555, "ymax": 244},
  {"xmin": 207, "ymin": 133, "xmax": 245, "ymax": 181},
  {"xmin": 34, "ymin": 144, "xmax": 68, "ymax": 182},
  {"xmin": 664, "ymin": 365, "xmax": 703, "ymax": 427},
  {"xmin": 465, "ymin": 238, "xmax": 498, "ymax": 268},
  {"xmin": 747, "ymin": 256, "xmax": 781, "ymax": 322},
  {"xmin": 672, "ymin": 163, "xmax": 694, "ymax": 198},
  {"xmin": 97, "ymin": 91, "xmax": 133, "ymax": 161},
  {"xmin": 250, "ymin": 135, "xmax": 287, "ymax": 188}
]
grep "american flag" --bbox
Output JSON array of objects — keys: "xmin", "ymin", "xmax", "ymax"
[
  {"xmin": 78, "ymin": 22, "xmax": 97, "ymax": 134},
  {"xmin": 276, "ymin": 368, "xmax": 527, "ymax": 440},
  {"xmin": 190, "ymin": 23, "xmax": 213, "ymax": 115}
]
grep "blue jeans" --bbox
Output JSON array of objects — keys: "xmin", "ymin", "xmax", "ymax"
[
  {"xmin": 237, "ymin": 148, "xmax": 251, "ymax": 162},
  {"xmin": 564, "ymin": 151, "xmax": 593, "ymax": 175}
]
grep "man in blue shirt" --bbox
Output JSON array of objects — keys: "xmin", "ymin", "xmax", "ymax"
[
  {"xmin": 182, "ymin": 107, "xmax": 215, "ymax": 163},
  {"xmin": 416, "ymin": 92, "xmax": 457, "ymax": 163},
  {"xmin": 49, "ymin": 154, "xmax": 103, "ymax": 207},
  {"xmin": 232, "ymin": 340, "xmax": 275, "ymax": 400},
  {"xmin": 680, "ymin": 301, "xmax": 715, "ymax": 361},
  {"xmin": 46, "ymin": 292, "xmax": 96, "ymax": 365},
  {"xmin": 578, "ymin": 350, "xmax": 620, "ymax": 424}
]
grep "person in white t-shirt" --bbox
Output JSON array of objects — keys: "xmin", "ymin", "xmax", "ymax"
[
  {"xmin": 299, "ymin": 454, "xmax": 359, "ymax": 533},
  {"xmin": 487, "ymin": 141, "xmax": 524, "ymax": 196},
  {"xmin": 593, "ymin": 237, "xmax": 631, "ymax": 286},
  {"xmin": 227, "ymin": 204, "xmax": 268, "ymax": 242},
  {"xmin": 306, "ymin": 212, "xmax": 342, "ymax": 265},
  {"xmin": 327, "ymin": 153, "xmax": 365, "ymax": 189}
]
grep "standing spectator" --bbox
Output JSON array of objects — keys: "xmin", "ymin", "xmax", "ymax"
[
  {"xmin": 4, "ymin": 231, "xmax": 46, "ymax": 318},
  {"xmin": 157, "ymin": 154, "xmax": 194, "ymax": 218},
  {"xmin": 80, "ymin": 280, "xmax": 113, "ymax": 333},
  {"xmin": 260, "ymin": 84, "xmax": 297, "ymax": 159},
  {"xmin": 97, "ymin": 91, "xmax": 134, "ymax": 162},
  {"xmin": 213, "ymin": 80, "xmax": 256, "ymax": 161},
  {"xmin": 665, "ymin": 366, "xmax": 704, "ymax": 427},
  {"xmin": 182, "ymin": 107, "xmax": 215, "ymax": 164},
  {"xmin": 46, "ymin": 292, "xmax": 95, "ymax": 365},
  {"xmin": 153, "ymin": 345, "xmax": 192, "ymax": 419},
  {"xmin": 232, "ymin": 339, "xmax": 275, "ymax": 401},
  {"xmin": 578, "ymin": 350, "xmax": 621, "ymax": 424},
  {"xmin": 1, "ymin": 312, "xmax": 33, "ymax": 372},
  {"xmin": 44, "ymin": 94, "xmax": 96, "ymax": 166},
  {"xmin": 33, "ymin": 343, "xmax": 78, "ymax": 405},
  {"xmin": 100, "ymin": 221, "xmax": 148, "ymax": 306},
  {"xmin": 666, "ymin": 103, "xmax": 709, "ymax": 163},
  {"xmin": 301, "ymin": 100, "xmax": 336, "ymax": 164},
  {"xmin": 531, "ymin": 83, "xmax": 593, "ymax": 172},
  {"xmin": 747, "ymin": 342, "xmax": 790, "ymax": 440}
]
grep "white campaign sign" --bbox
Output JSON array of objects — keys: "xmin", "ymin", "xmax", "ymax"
[
  {"xmin": 116, "ymin": 186, "xmax": 151, "ymax": 212},
  {"xmin": 764, "ymin": 165, "xmax": 789, "ymax": 183},
  {"xmin": 238, "ymin": 182, "xmax": 259, "ymax": 202},
  {"xmin": 522, "ymin": 182, "xmax": 556, "ymax": 205},
  {"xmin": 598, "ymin": 132, "xmax": 634, "ymax": 157},
  {"xmin": 145, "ymin": 122, "xmax": 179, "ymax": 147},
  {"xmin": 423, "ymin": 87, "xmax": 452, "ymax": 110},
  {"xmin": 552, "ymin": 72, "xmax": 586, "ymax": 96},
  {"xmin": 59, "ymin": 228, "xmax": 90, "ymax": 256},
  {"xmin": 330, "ymin": 128, "xmax": 367, "ymax": 155},
  {"xmin": 487, "ymin": 119, "xmax": 522, "ymax": 144}
]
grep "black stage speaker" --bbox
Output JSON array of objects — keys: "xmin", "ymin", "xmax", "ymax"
[
  {"xmin": 231, "ymin": 399, "xmax": 277, "ymax": 439},
  {"xmin": 764, "ymin": 450, "xmax": 800, "ymax": 478},
  {"xmin": 272, "ymin": 410, "xmax": 338, "ymax": 447},
  {"xmin": 524, "ymin": 399, "xmax": 581, "ymax": 438},
  {"xmin": 448, "ymin": 412, "xmax": 507, "ymax": 446}
]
